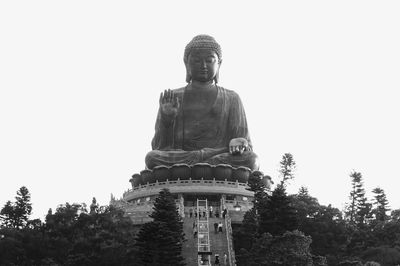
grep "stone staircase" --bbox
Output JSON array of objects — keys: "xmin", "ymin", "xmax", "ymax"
[
  {"xmin": 208, "ymin": 217, "xmax": 229, "ymax": 265},
  {"xmin": 182, "ymin": 216, "xmax": 231, "ymax": 266},
  {"xmin": 182, "ymin": 216, "xmax": 199, "ymax": 266}
]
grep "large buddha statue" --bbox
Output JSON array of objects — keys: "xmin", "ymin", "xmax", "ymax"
[{"xmin": 145, "ymin": 35, "xmax": 259, "ymax": 171}]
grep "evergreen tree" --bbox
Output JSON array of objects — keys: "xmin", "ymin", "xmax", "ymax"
[
  {"xmin": 279, "ymin": 153, "xmax": 296, "ymax": 186},
  {"xmin": 259, "ymin": 184, "xmax": 298, "ymax": 236},
  {"xmin": 293, "ymin": 186, "xmax": 320, "ymax": 223},
  {"xmin": 14, "ymin": 186, "xmax": 32, "ymax": 228},
  {"xmin": 135, "ymin": 188, "xmax": 185, "ymax": 266},
  {"xmin": 0, "ymin": 201, "xmax": 15, "ymax": 227},
  {"xmin": 371, "ymin": 187, "xmax": 390, "ymax": 222},
  {"xmin": 235, "ymin": 171, "xmax": 267, "ymax": 265},
  {"xmin": 345, "ymin": 171, "xmax": 371, "ymax": 227},
  {"xmin": 0, "ymin": 186, "xmax": 32, "ymax": 228},
  {"xmin": 247, "ymin": 171, "xmax": 269, "ymax": 214}
]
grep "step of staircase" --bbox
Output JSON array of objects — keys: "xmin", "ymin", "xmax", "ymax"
[
  {"xmin": 208, "ymin": 217, "xmax": 229, "ymax": 265},
  {"xmin": 182, "ymin": 216, "xmax": 199, "ymax": 266},
  {"xmin": 182, "ymin": 216, "xmax": 230, "ymax": 266}
]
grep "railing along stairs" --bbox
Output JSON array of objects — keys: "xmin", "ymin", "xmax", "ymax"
[
  {"xmin": 222, "ymin": 197, "xmax": 237, "ymax": 266},
  {"xmin": 197, "ymin": 199, "xmax": 211, "ymax": 266}
]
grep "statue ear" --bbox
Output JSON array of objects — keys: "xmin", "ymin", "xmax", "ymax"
[
  {"xmin": 214, "ymin": 71, "xmax": 219, "ymax": 84},
  {"xmin": 214, "ymin": 60, "xmax": 222, "ymax": 84},
  {"xmin": 186, "ymin": 71, "xmax": 192, "ymax": 83},
  {"xmin": 185, "ymin": 61, "xmax": 191, "ymax": 83}
]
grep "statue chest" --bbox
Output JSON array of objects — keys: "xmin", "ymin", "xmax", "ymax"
[{"xmin": 182, "ymin": 90, "xmax": 218, "ymax": 120}]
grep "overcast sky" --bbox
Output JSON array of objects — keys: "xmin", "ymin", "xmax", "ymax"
[{"xmin": 1, "ymin": 1, "xmax": 399, "ymax": 220}]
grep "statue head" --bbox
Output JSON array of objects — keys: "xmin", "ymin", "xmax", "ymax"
[{"xmin": 184, "ymin": 35, "xmax": 222, "ymax": 84}]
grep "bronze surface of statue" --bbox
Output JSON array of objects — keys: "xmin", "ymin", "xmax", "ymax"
[{"xmin": 145, "ymin": 35, "xmax": 259, "ymax": 171}]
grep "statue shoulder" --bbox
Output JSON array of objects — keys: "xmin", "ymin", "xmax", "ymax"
[
  {"xmin": 173, "ymin": 86, "xmax": 185, "ymax": 93},
  {"xmin": 171, "ymin": 87, "xmax": 185, "ymax": 98},
  {"xmin": 219, "ymin": 86, "xmax": 241, "ymax": 101}
]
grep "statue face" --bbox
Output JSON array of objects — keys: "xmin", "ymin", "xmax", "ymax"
[{"xmin": 187, "ymin": 49, "xmax": 220, "ymax": 83}]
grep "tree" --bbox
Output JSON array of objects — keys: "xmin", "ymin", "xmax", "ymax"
[
  {"xmin": 247, "ymin": 171, "xmax": 269, "ymax": 214},
  {"xmin": 390, "ymin": 209, "xmax": 400, "ymax": 222},
  {"xmin": 279, "ymin": 153, "xmax": 296, "ymax": 186},
  {"xmin": 0, "ymin": 186, "xmax": 32, "ymax": 228},
  {"xmin": 0, "ymin": 201, "xmax": 15, "ymax": 227},
  {"xmin": 345, "ymin": 171, "xmax": 371, "ymax": 227},
  {"xmin": 371, "ymin": 187, "xmax": 390, "ymax": 222},
  {"xmin": 258, "ymin": 184, "xmax": 298, "ymax": 236},
  {"xmin": 291, "ymin": 190, "xmax": 348, "ymax": 264},
  {"xmin": 235, "ymin": 171, "xmax": 268, "ymax": 265},
  {"xmin": 14, "ymin": 186, "xmax": 32, "ymax": 228},
  {"xmin": 240, "ymin": 230, "xmax": 324, "ymax": 266},
  {"xmin": 0, "ymin": 202, "xmax": 138, "ymax": 266},
  {"xmin": 135, "ymin": 188, "xmax": 185, "ymax": 266}
]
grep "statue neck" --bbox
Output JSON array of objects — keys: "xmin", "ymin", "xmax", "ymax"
[{"xmin": 188, "ymin": 80, "xmax": 217, "ymax": 91}]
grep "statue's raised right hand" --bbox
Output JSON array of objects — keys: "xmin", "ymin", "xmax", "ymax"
[{"xmin": 159, "ymin": 89, "xmax": 180, "ymax": 117}]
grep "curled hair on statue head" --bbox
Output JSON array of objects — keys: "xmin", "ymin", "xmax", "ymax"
[{"xmin": 184, "ymin": 34, "xmax": 222, "ymax": 63}]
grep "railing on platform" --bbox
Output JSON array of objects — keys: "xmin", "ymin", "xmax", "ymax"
[{"xmin": 124, "ymin": 178, "xmax": 248, "ymax": 197}]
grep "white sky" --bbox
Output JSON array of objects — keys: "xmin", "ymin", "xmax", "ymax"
[{"xmin": 1, "ymin": 1, "xmax": 399, "ymax": 220}]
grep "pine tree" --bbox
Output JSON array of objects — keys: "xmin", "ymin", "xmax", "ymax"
[
  {"xmin": 259, "ymin": 184, "xmax": 298, "ymax": 236},
  {"xmin": 135, "ymin": 188, "xmax": 185, "ymax": 266},
  {"xmin": 0, "ymin": 200, "xmax": 15, "ymax": 227},
  {"xmin": 371, "ymin": 187, "xmax": 390, "ymax": 222},
  {"xmin": 247, "ymin": 171, "xmax": 269, "ymax": 213},
  {"xmin": 346, "ymin": 171, "xmax": 371, "ymax": 227},
  {"xmin": 14, "ymin": 186, "xmax": 32, "ymax": 228},
  {"xmin": 279, "ymin": 153, "xmax": 296, "ymax": 186},
  {"xmin": 0, "ymin": 186, "xmax": 32, "ymax": 228}
]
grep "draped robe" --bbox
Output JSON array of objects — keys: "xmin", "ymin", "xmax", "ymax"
[{"xmin": 145, "ymin": 86, "xmax": 258, "ymax": 170}]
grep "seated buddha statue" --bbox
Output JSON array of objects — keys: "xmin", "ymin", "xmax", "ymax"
[{"xmin": 145, "ymin": 35, "xmax": 259, "ymax": 171}]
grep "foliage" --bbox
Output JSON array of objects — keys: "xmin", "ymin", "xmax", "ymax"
[
  {"xmin": 0, "ymin": 199, "xmax": 138, "ymax": 265},
  {"xmin": 235, "ymin": 164, "xmax": 400, "ymax": 266},
  {"xmin": 235, "ymin": 169, "xmax": 320, "ymax": 265},
  {"xmin": 371, "ymin": 187, "xmax": 390, "ymax": 223},
  {"xmin": 0, "ymin": 186, "xmax": 32, "ymax": 228},
  {"xmin": 259, "ymin": 184, "xmax": 298, "ymax": 236},
  {"xmin": 361, "ymin": 246, "xmax": 400, "ymax": 266},
  {"xmin": 238, "ymin": 231, "xmax": 319, "ymax": 266},
  {"xmin": 279, "ymin": 153, "xmax": 296, "ymax": 186},
  {"xmin": 345, "ymin": 171, "xmax": 372, "ymax": 228},
  {"xmin": 292, "ymin": 188, "xmax": 348, "ymax": 264},
  {"xmin": 135, "ymin": 188, "xmax": 185, "ymax": 266}
]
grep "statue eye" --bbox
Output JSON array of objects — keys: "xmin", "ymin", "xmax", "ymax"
[{"xmin": 206, "ymin": 56, "xmax": 217, "ymax": 63}]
